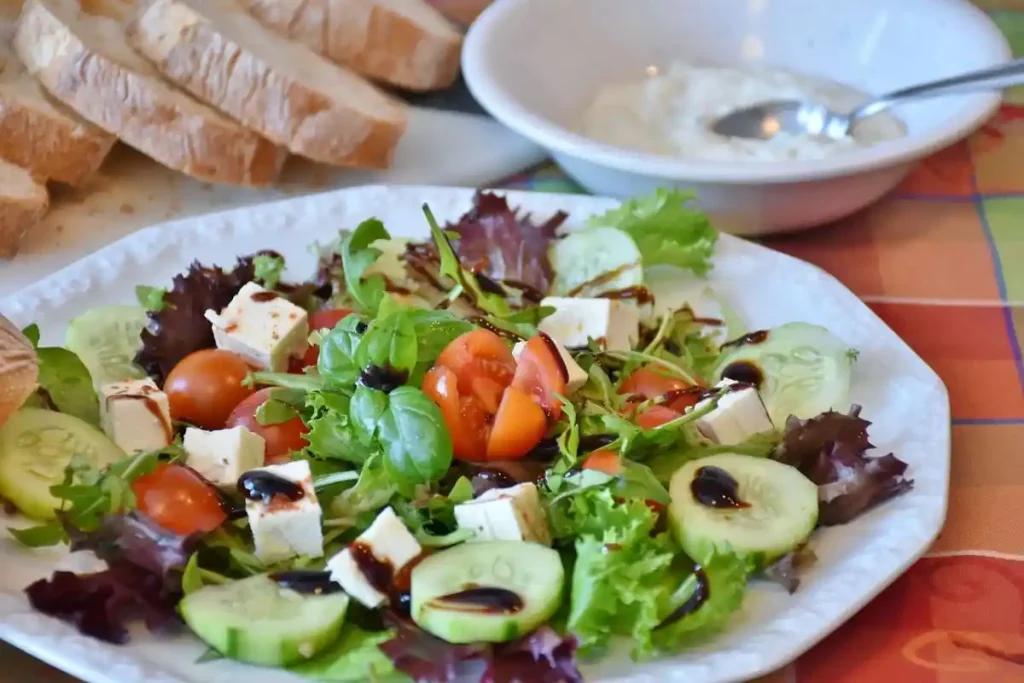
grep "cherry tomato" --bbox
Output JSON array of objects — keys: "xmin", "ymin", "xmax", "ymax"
[
  {"xmin": 165, "ymin": 349, "xmax": 257, "ymax": 429},
  {"xmin": 619, "ymin": 366, "xmax": 702, "ymax": 412},
  {"xmin": 582, "ymin": 449, "xmax": 623, "ymax": 475},
  {"xmin": 636, "ymin": 405, "xmax": 683, "ymax": 430},
  {"xmin": 226, "ymin": 388, "xmax": 308, "ymax": 464},
  {"xmin": 424, "ymin": 330, "xmax": 558, "ymax": 462},
  {"xmin": 131, "ymin": 464, "xmax": 226, "ymax": 535},
  {"xmin": 289, "ymin": 308, "xmax": 354, "ymax": 373},
  {"xmin": 510, "ymin": 334, "xmax": 567, "ymax": 420}
]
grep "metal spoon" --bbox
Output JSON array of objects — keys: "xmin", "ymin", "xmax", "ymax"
[{"xmin": 710, "ymin": 57, "xmax": 1024, "ymax": 141}]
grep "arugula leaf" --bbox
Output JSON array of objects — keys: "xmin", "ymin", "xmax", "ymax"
[
  {"xmin": 252, "ymin": 253, "xmax": 286, "ymax": 289},
  {"xmin": 318, "ymin": 315, "xmax": 366, "ymax": 388},
  {"xmin": 587, "ymin": 188, "xmax": 718, "ymax": 276},
  {"xmin": 36, "ymin": 347, "xmax": 100, "ymax": 425},
  {"xmin": 135, "ymin": 285, "xmax": 168, "ymax": 311},
  {"xmin": 377, "ymin": 387, "xmax": 453, "ymax": 486},
  {"xmin": 424, "ymin": 205, "xmax": 512, "ymax": 317},
  {"xmin": 340, "ymin": 219, "xmax": 389, "ymax": 315},
  {"xmin": 350, "ymin": 385, "xmax": 388, "ymax": 447},
  {"xmin": 289, "ymin": 625, "xmax": 406, "ymax": 682}
]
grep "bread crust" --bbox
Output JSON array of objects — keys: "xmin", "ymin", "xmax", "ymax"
[{"xmin": 0, "ymin": 312, "xmax": 39, "ymax": 430}]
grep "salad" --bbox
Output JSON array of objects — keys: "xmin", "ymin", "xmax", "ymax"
[{"xmin": 0, "ymin": 189, "xmax": 914, "ymax": 682}]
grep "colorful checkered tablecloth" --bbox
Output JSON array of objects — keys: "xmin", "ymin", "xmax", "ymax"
[{"xmin": 6, "ymin": 1, "xmax": 1024, "ymax": 681}]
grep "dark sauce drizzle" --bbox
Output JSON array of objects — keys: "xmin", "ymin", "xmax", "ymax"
[
  {"xmin": 719, "ymin": 361, "xmax": 765, "ymax": 388},
  {"xmin": 525, "ymin": 433, "xmax": 616, "ymax": 461},
  {"xmin": 473, "ymin": 270, "xmax": 507, "ymax": 296},
  {"xmin": 185, "ymin": 466, "xmax": 246, "ymax": 519},
  {"xmin": 721, "ymin": 329, "xmax": 770, "ymax": 349},
  {"xmin": 468, "ymin": 316, "xmax": 526, "ymax": 341},
  {"xmin": 690, "ymin": 466, "xmax": 750, "ymax": 509},
  {"xmin": 429, "ymin": 586, "xmax": 524, "ymax": 614},
  {"xmin": 359, "ymin": 364, "xmax": 409, "ymax": 393},
  {"xmin": 537, "ymin": 332, "xmax": 569, "ymax": 383},
  {"xmin": 250, "ymin": 290, "xmax": 281, "ymax": 302},
  {"xmin": 347, "ymin": 541, "xmax": 425, "ymax": 619},
  {"xmin": 270, "ymin": 570, "xmax": 344, "ymax": 595},
  {"xmin": 655, "ymin": 566, "xmax": 710, "ymax": 630},
  {"xmin": 596, "ymin": 286, "xmax": 656, "ymax": 305},
  {"xmin": 237, "ymin": 470, "xmax": 305, "ymax": 506}
]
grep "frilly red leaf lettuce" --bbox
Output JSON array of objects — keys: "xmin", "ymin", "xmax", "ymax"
[
  {"xmin": 774, "ymin": 405, "xmax": 914, "ymax": 525},
  {"xmin": 25, "ymin": 513, "xmax": 199, "ymax": 644},
  {"xmin": 446, "ymin": 192, "xmax": 567, "ymax": 298},
  {"xmin": 761, "ymin": 544, "xmax": 817, "ymax": 594},
  {"xmin": 482, "ymin": 627, "xmax": 583, "ymax": 683}
]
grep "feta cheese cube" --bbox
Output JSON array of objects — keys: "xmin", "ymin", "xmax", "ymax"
[
  {"xmin": 183, "ymin": 426, "xmax": 266, "ymax": 489},
  {"xmin": 99, "ymin": 379, "xmax": 172, "ymax": 454},
  {"xmin": 246, "ymin": 460, "xmax": 323, "ymax": 564},
  {"xmin": 537, "ymin": 297, "xmax": 639, "ymax": 352},
  {"xmin": 694, "ymin": 380, "xmax": 775, "ymax": 445},
  {"xmin": 326, "ymin": 507, "xmax": 422, "ymax": 608},
  {"xmin": 513, "ymin": 337, "xmax": 588, "ymax": 394},
  {"xmin": 454, "ymin": 482, "xmax": 551, "ymax": 546},
  {"xmin": 205, "ymin": 282, "xmax": 309, "ymax": 371}
]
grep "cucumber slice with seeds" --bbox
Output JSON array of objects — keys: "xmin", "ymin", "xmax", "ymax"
[
  {"xmin": 668, "ymin": 453, "xmax": 818, "ymax": 567},
  {"xmin": 65, "ymin": 306, "xmax": 149, "ymax": 388},
  {"xmin": 411, "ymin": 541, "xmax": 564, "ymax": 643},
  {"xmin": 713, "ymin": 322, "xmax": 855, "ymax": 426},
  {"xmin": 179, "ymin": 574, "xmax": 350, "ymax": 667},
  {"xmin": 549, "ymin": 226, "xmax": 643, "ymax": 297},
  {"xmin": 0, "ymin": 408, "xmax": 125, "ymax": 519}
]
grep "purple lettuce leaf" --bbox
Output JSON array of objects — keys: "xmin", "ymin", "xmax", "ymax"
[
  {"xmin": 773, "ymin": 405, "xmax": 914, "ymax": 525},
  {"xmin": 482, "ymin": 627, "xmax": 583, "ymax": 683},
  {"xmin": 761, "ymin": 545, "xmax": 817, "ymax": 594}
]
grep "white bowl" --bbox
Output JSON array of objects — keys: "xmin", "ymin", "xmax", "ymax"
[{"xmin": 462, "ymin": 0, "xmax": 1010, "ymax": 235}]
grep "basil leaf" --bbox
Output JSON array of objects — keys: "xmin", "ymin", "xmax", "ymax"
[
  {"xmin": 36, "ymin": 347, "xmax": 100, "ymax": 426},
  {"xmin": 377, "ymin": 387, "xmax": 453, "ymax": 486},
  {"xmin": 407, "ymin": 309, "xmax": 475, "ymax": 368},
  {"xmin": 340, "ymin": 219, "xmax": 389, "ymax": 315},
  {"xmin": 350, "ymin": 386, "xmax": 389, "ymax": 447},
  {"xmin": 21, "ymin": 323, "xmax": 40, "ymax": 347},
  {"xmin": 317, "ymin": 315, "xmax": 365, "ymax": 388},
  {"xmin": 355, "ymin": 308, "xmax": 418, "ymax": 373}
]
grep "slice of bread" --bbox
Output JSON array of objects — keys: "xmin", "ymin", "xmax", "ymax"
[
  {"xmin": 0, "ymin": 312, "xmax": 38, "ymax": 428},
  {"xmin": 0, "ymin": 156, "xmax": 48, "ymax": 257},
  {"xmin": 13, "ymin": 0, "xmax": 287, "ymax": 186},
  {"xmin": 128, "ymin": 0, "xmax": 408, "ymax": 169},
  {"xmin": 0, "ymin": 21, "xmax": 115, "ymax": 186},
  {"xmin": 238, "ymin": 0, "xmax": 463, "ymax": 92}
]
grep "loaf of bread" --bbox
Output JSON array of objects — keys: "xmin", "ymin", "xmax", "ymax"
[
  {"xmin": 14, "ymin": 0, "xmax": 287, "ymax": 186},
  {"xmin": 0, "ymin": 156, "xmax": 48, "ymax": 257},
  {"xmin": 128, "ymin": 0, "xmax": 408, "ymax": 169},
  {"xmin": 238, "ymin": 0, "xmax": 463, "ymax": 91},
  {"xmin": 0, "ymin": 312, "xmax": 38, "ymax": 428},
  {"xmin": 0, "ymin": 20, "xmax": 115, "ymax": 186}
]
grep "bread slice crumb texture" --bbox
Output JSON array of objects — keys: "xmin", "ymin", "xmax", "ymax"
[
  {"xmin": 14, "ymin": 0, "xmax": 287, "ymax": 186},
  {"xmin": 0, "ymin": 156, "xmax": 48, "ymax": 258}
]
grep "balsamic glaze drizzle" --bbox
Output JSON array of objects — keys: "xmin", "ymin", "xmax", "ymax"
[
  {"xmin": 690, "ymin": 466, "xmax": 750, "ymax": 510},
  {"xmin": 429, "ymin": 586, "xmax": 525, "ymax": 614},
  {"xmin": 269, "ymin": 570, "xmax": 344, "ymax": 595},
  {"xmin": 237, "ymin": 470, "xmax": 305, "ymax": 505},
  {"xmin": 655, "ymin": 566, "xmax": 710, "ymax": 630},
  {"xmin": 358, "ymin": 364, "xmax": 409, "ymax": 393}
]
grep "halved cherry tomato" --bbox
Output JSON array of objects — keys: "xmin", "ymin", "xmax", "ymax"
[
  {"xmin": 619, "ymin": 366, "xmax": 703, "ymax": 412},
  {"xmin": 636, "ymin": 405, "xmax": 683, "ymax": 430},
  {"xmin": 131, "ymin": 463, "xmax": 226, "ymax": 535},
  {"xmin": 510, "ymin": 333, "xmax": 567, "ymax": 420},
  {"xmin": 582, "ymin": 449, "xmax": 623, "ymax": 475},
  {"xmin": 164, "ymin": 349, "xmax": 257, "ymax": 429},
  {"xmin": 424, "ymin": 329, "xmax": 562, "ymax": 462},
  {"xmin": 226, "ymin": 388, "xmax": 308, "ymax": 464},
  {"xmin": 289, "ymin": 308, "xmax": 354, "ymax": 373},
  {"xmin": 487, "ymin": 387, "xmax": 548, "ymax": 460}
]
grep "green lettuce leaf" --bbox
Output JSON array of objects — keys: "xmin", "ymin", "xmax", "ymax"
[
  {"xmin": 587, "ymin": 189, "xmax": 717, "ymax": 276},
  {"xmin": 289, "ymin": 625, "xmax": 407, "ymax": 682},
  {"xmin": 252, "ymin": 253, "xmax": 286, "ymax": 289},
  {"xmin": 340, "ymin": 219, "xmax": 390, "ymax": 315},
  {"xmin": 328, "ymin": 454, "xmax": 397, "ymax": 529}
]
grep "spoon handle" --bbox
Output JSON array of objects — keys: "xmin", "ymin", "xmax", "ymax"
[{"xmin": 854, "ymin": 57, "xmax": 1024, "ymax": 120}]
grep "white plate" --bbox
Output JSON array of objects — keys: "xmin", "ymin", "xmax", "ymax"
[{"xmin": 0, "ymin": 186, "xmax": 950, "ymax": 683}]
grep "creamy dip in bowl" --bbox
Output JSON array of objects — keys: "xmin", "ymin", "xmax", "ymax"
[{"xmin": 579, "ymin": 61, "xmax": 906, "ymax": 163}]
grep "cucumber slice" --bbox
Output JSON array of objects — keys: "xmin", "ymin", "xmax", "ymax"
[
  {"xmin": 0, "ymin": 408, "xmax": 125, "ymax": 519},
  {"xmin": 549, "ymin": 226, "xmax": 643, "ymax": 297},
  {"xmin": 713, "ymin": 322, "xmax": 855, "ymax": 426},
  {"xmin": 668, "ymin": 453, "xmax": 818, "ymax": 567},
  {"xmin": 65, "ymin": 306, "xmax": 149, "ymax": 388},
  {"xmin": 179, "ymin": 574, "xmax": 350, "ymax": 667},
  {"xmin": 411, "ymin": 541, "xmax": 564, "ymax": 643}
]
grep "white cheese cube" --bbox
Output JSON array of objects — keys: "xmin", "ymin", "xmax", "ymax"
[
  {"xmin": 205, "ymin": 282, "xmax": 309, "ymax": 371},
  {"xmin": 326, "ymin": 507, "xmax": 422, "ymax": 609},
  {"xmin": 454, "ymin": 482, "xmax": 552, "ymax": 546},
  {"xmin": 183, "ymin": 426, "xmax": 266, "ymax": 489},
  {"xmin": 246, "ymin": 460, "xmax": 323, "ymax": 564},
  {"xmin": 694, "ymin": 379, "xmax": 775, "ymax": 445},
  {"xmin": 512, "ymin": 338, "xmax": 588, "ymax": 394},
  {"xmin": 537, "ymin": 297, "xmax": 639, "ymax": 352},
  {"xmin": 99, "ymin": 379, "xmax": 172, "ymax": 454}
]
